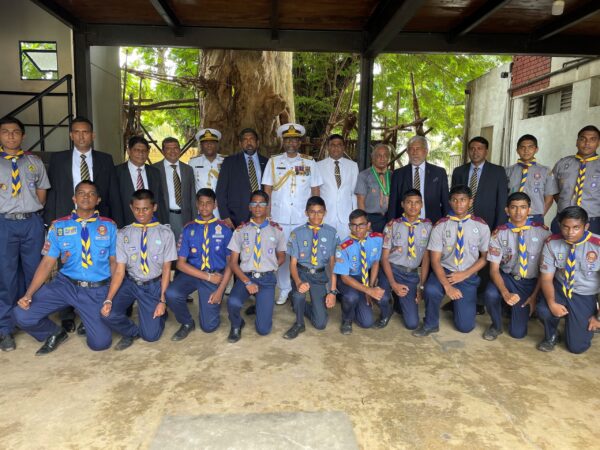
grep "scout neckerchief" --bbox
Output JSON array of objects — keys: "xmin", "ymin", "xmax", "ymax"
[
  {"xmin": 517, "ymin": 159, "xmax": 536, "ymax": 192},
  {"xmin": 0, "ymin": 149, "xmax": 24, "ymax": 197},
  {"xmin": 401, "ymin": 214, "xmax": 421, "ymax": 259},
  {"xmin": 448, "ymin": 214, "xmax": 471, "ymax": 267},
  {"xmin": 250, "ymin": 219, "xmax": 269, "ymax": 270},
  {"xmin": 371, "ymin": 166, "xmax": 390, "ymax": 209},
  {"xmin": 351, "ymin": 234, "xmax": 369, "ymax": 286},
  {"xmin": 72, "ymin": 209, "xmax": 99, "ymax": 269},
  {"xmin": 563, "ymin": 230, "xmax": 592, "ymax": 300},
  {"xmin": 195, "ymin": 216, "xmax": 218, "ymax": 270},
  {"xmin": 574, "ymin": 154, "xmax": 599, "ymax": 206},
  {"xmin": 307, "ymin": 223, "xmax": 322, "ymax": 266},
  {"xmin": 132, "ymin": 217, "xmax": 160, "ymax": 275},
  {"xmin": 506, "ymin": 219, "xmax": 531, "ymax": 278}
]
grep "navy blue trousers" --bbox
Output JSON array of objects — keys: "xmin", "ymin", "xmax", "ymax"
[
  {"xmin": 424, "ymin": 269, "xmax": 480, "ymax": 332},
  {"xmin": 291, "ymin": 268, "xmax": 328, "ymax": 330},
  {"xmin": 338, "ymin": 275, "xmax": 391, "ymax": 328},
  {"xmin": 484, "ymin": 273, "xmax": 537, "ymax": 338},
  {"xmin": 102, "ymin": 277, "xmax": 165, "ymax": 341},
  {"xmin": 537, "ymin": 280, "xmax": 596, "ymax": 354},
  {"xmin": 14, "ymin": 273, "xmax": 112, "ymax": 351},
  {"xmin": 227, "ymin": 272, "xmax": 276, "ymax": 335},
  {"xmin": 166, "ymin": 272, "xmax": 221, "ymax": 332},
  {"xmin": 379, "ymin": 267, "xmax": 420, "ymax": 330},
  {"xmin": 0, "ymin": 214, "xmax": 44, "ymax": 335}
]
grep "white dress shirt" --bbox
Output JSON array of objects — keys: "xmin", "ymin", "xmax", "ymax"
[{"xmin": 72, "ymin": 148, "xmax": 94, "ymax": 189}]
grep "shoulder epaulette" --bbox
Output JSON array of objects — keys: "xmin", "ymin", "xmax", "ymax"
[
  {"xmin": 495, "ymin": 224, "xmax": 509, "ymax": 231},
  {"xmin": 434, "ymin": 217, "xmax": 450, "ymax": 226},
  {"xmin": 531, "ymin": 222, "xmax": 549, "ymax": 230},
  {"xmin": 385, "ymin": 219, "xmax": 396, "ymax": 228},
  {"xmin": 422, "ymin": 218, "xmax": 432, "ymax": 223},
  {"xmin": 589, "ymin": 236, "xmax": 600, "ymax": 246},
  {"xmin": 269, "ymin": 220, "xmax": 282, "ymax": 230},
  {"xmin": 236, "ymin": 221, "xmax": 248, "ymax": 230},
  {"xmin": 99, "ymin": 216, "xmax": 116, "ymax": 225},
  {"xmin": 340, "ymin": 239, "xmax": 354, "ymax": 250},
  {"xmin": 369, "ymin": 232, "xmax": 383, "ymax": 238},
  {"xmin": 53, "ymin": 215, "xmax": 71, "ymax": 224},
  {"xmin": 470, "ymin": 215, "xmax": 488, "ymax": 226},
  {"xmin": 299, "ymin": 153, "xmax": 313, "ymax": 160},
  {"xmin": 546, "ymin": 233, "xmax": 563, "ymax": 243},
  {"xmin": 182, "ymin": 220, "xmax": 196, "ymax": 229},
  {"xmin": 217, "ymin": 219, "xmax": 233, "ymax": 229}
]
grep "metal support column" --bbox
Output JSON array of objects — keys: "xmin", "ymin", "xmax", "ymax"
[
  {"xmin": 73, "ymin": 29, "xmax": 92, "ymax": 120},
  {"xmin": 357, "ymin": 55, "xmax": 374, "ymax": 170}
]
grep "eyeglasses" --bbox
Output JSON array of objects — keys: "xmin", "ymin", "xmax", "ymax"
[
  {"xmin": 249, "ymin": 202, "xmax": 268, "ymax": 207},
  {"xmin": 307, "ymin": 210, "xmax": 325, "ymax": 215},
  {"xmin": 349, "ymin": 222, "xmax": 369, "ymax": 229}
]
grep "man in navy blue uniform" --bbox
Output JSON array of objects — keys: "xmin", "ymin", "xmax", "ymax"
[
  {"xmin": 15, "ymin": 181, "xmax": 117, "ymax": 355},
  {"xmin": 166, "ymin": 188, "xmax": 234, "ymax": 341}
]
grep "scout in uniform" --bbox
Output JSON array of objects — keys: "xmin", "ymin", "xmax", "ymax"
[
  {"xmin": 100, "ymin": 189, "xmax": 177, "ymax": 350},
  {"xmin": 537, "ymin": 206, "xmax": 600, "ymax": 354},
  {"xmin": 548, "ymin": 125, "xmax": 600, "ymax": 234},
  {"xmin": 15, "ymin": 181, "xmax": 117, "ymax": 355},
  {"xmin": 0, "ymin": 116, "xmax": 50, "ymax": 352},
  {"xmin": 284, "ymin": 196, "xmax": 340, "ymax": 339},
  {"xmin": 483, "ymin": 192, "xmax": 550, "ymax": 341},
  {"xmin": 415, "ymin": 185, "xmax": 491, "ymax": 336},
  {"xmin": 380, "ymin": 189, "xmax": 432, "ymax": 330},
  {"xmin": 333, "ymin": 209, "xmax": 387, "ymax": 335},
  {"xmin": 227, "ymin": 190, "xmax": 286, "ymax": 342},
  {"xmin": 262, "ymin": 123, "xmax": 322, "ymax": 305},
  {"xmin": 505, "ymin": 134, "xmax": 555, "ymax": 224},
  {"xmin": 166, "ymin": 188, "xmax": 233, "ymax": 340}
]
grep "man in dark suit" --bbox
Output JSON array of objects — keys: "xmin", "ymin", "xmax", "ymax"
[
  {"xmin": 115, "ymin": 136, "xmax": 168, "ymax": 226},
  {"xmin": 152, "ymin": 137, "xmax": 196, "ymax": 238},
  {"xmin": 388, "ymin": 136, "xmax": 449, "ymax": 224},
  {"xmin": 216, "ymin": 128, "xmax": 268, "ymax": 228}
]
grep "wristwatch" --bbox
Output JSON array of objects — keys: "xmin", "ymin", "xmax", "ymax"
[
  {"xmin": 328, "ymin": 289, "xmax": 339, "ymax": 295},
  {"xmin": 418, "ymin": 285, "xmax": 425, "ymax": 291}
]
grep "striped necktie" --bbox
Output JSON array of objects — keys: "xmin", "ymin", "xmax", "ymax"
[
  {"xmin": 171, "ymin": 164, "xmax": 182, "ymax": 207},
  {"xmin": 401, "ymin": 215, "xmax": 421, "ymax": 258},
  {"xmin": 132, "ymin": 218, "xmax": 160, "ymax": 275},
  {"xmin": 507, "ymin": 220, "xmax": 531, "ymax": 278},
  {"xmin": 517, "ymin": 159, "xmax": 536, "ymax": 192},
  {"xmin": 80, "ymin": 154, "xmax": 90, "ymax": 181},
  {"xmin": 1, "ymin": 149, "xmax": 24, "ymax": 197},
  {"xmin": 248, "ymin": 156, "xmax": 259, "ymax": 191},
  {"xmin": 448, "ymin": 214, "xmax": 471, "ymax": 267},
  {"xmin": 72, "ymin": 210, "xmax": 99, "ymax": 269},
  {"xmin": 351, "ymin": 234, "xmax": 369, "ymax": 286},
  {"xmin": 468, "ymin": 167, "xmax": 479, "ymax": 214},
  {"xmin": 413, "ymin": 166, "xmax": 421, "ymax": 192},
  {"xmin": 334, "ymin": 160, "xmax": 341, "ymax": 188},
  {"xmin": 195, "ymin": 217, "xmax": 218, "ymax": 270},
  {"xmin": 136, "ymin": 168, "xmax": 144, "ymax": 190},
  {"xmin": 574, "ymin": 154, "xmax": 599, "ymax": 206},
  {"xmin": 250, "ymin": 219, "xmax": 269, "ymax": 270},
  {"xmin": 308, "ymin": 224, "xmax": 321, "ymax": 266},
  {"xmin": 563, "ymin": 230, "xmax": 591, "ymax": 299}
]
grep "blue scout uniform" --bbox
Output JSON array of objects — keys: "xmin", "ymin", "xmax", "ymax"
[
  {"xmin": 538, "ymin": 232, "xmax": 600, "ymax": 354},
  {"xmin": 14, "ymin": 212, "xmax": 117, "ymax": 351},
  {"xmin": 0, "ymin": 150, "xmax": 49, "ymax": 337},
  {"xmin": 379, "ymin": 217, "xmax": 432, "ymax": 330},
  {"xmin": 485, "ymin": 221, "xmax": 550, "ymax": 338},
  {"xmin": 506, "ymin": 160, "xmax": 555, "ymax": 224},
  {"xmin": 166, "ymin": 217, "xmax": 233, "ymax": 332},
  {"xmin": 424, "ymin": 215, "xmax": 490, "ymax": 333},
  {"xmin": 227, "ymin": 220, "xmax": 287, "ymax": 335},
  {"xmin": 102, "ymin": 221, "xmax": 177, "ymax": 341},
  {"xmin": 333, "ymin": 232, "xmax": 386, "ymax": 328},
  {"xmin": 287, "ymin": 223, "xmax": 339, "ymax": 330}
]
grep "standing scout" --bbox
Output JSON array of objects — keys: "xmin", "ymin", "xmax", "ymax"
[
  {"xmin": 333, "ymin": 209, "xmax": 387, "ymax": 335},
  {"xmin": 227, "ymin": 190, "xmax": 286, "ymax": 343},
  {"xmin": 505, "ymin": 134, "xmax": 555, "ymax": 224},
  {"xmin": 537, "ymin": 206, "xmax": 600, "ymax": 354},
  {"xmin": 284, "ymin": 196, "xmax": 339, "ymax": 339},
  {"xmin": 189, "ymin": 128, "xmax": 224, "ymax": 217},
  {"xmin": 100, "ymin": 189, "xmax": 177, "ymax": 350},
  {"xmin": 0, "ymin": 116, "xmax": 50, "ymax": 352},
  {"xmin": 380, "ymin": 189, "xmax": 431, "ymax": 331},
  {"xmin": 483, "ymin": 192, "xmax": 550, "ymax": 341},
  {"xmin": 15, "ymin": 181, "xmax": 117, "ymax": 354},
  {"xmin": 262, "ymin": 123, "xmax": 322, "ymax": 305},
  {"xmin": 166, "ymin": 188, "xmax": 233, "ymax": 340},
  {"xmin": 415, "ymin": 185, "xmax": 490, "ymax": 337}
]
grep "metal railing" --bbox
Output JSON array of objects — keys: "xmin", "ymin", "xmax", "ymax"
[{"xmin": 0, "ymin": 74, "xmax": 73, "ymax": 152}]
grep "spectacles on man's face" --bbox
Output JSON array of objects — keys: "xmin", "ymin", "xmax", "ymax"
[
  {"xmin": 349, "ymin": 222, "xmax": 369, "ymax": 229},
  {"xmin": 249, "ymin": 202, "xmax": 268, "ymax": 207}
]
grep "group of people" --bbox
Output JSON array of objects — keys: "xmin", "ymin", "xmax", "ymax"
[{"xmin": 1, "ymin": 113, "xmax": 600, "ymax": 355}]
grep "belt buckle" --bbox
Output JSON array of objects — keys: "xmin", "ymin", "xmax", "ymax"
[
  {"xmin": 513, "ymin": 275, "xmax": 521, "ymax": 281},
  {"xmin": 253, "ymin": 272, "xmax": 261, "ymax": 279},
  {"xmin": 80, "ymin": 281, "xmax": 89, "ymax": 287},
  {"xmin": 309, "ymin": 268, "xmax": 316, "ymax": 274},
  {"xmin": 15, "ymin": 213, "xmax": 23, "ymax": 220}
]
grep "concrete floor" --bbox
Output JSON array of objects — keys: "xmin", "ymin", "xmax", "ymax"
[{"xmin": 1, "ymin": 296, "xmax": 599, "ymax": 449}]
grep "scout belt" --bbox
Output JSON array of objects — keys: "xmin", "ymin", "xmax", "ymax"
[
  {"xmin": 391, "ymin": 263, "xmax": 418, "ymax": 274},
  {"xmin": 298, "ymin": 264, "xmax": 326, "ymax": 274},
  {"xmin": 65, "ymin": 275, "xmax": 111, "ymax": 288},
  {"xmin": 1, "ymin": 212, "xmax": 34, "ymax": 220},
  {"xmin": 127, "ymin": 274, "xmax": 161, "ymax": 286},
  {"xmin": 245, "ymin": 271, "xmax": 275, "ymax": 279}
]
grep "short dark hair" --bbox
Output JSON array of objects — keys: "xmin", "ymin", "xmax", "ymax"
[
  {"xmin": 128, "ymin": 135, "xmax": 150, "ymax": 149},
  {"xmin": 507, "ymin": 191, "xmax": 531, "ymax": 207},
  {"xmin": 468, "ymin": 136, "xmax": 489, "ymax": 149},
  {"xmin": 558, "ymin": 205, "xmax": 588, "ymax": 225},
  {"xmin": 306, "ymin": 196, "xmax": 326, "ymax": 210},
  {"xmin": 577, "ymin": 125, "xmax": 600, "ymax": 139},
  {"xmin": 327, "ymin": 134, "xmax": 344, "ymax": 143},
  {"xmin": 517, "ymin": 134, "xmax": 538, "ymax": 147},
  {"xmin": 0, "ymin": 116, "xmax": 25, "ymax": 133},
  {"xmin": 70, "ymin": 116, "xmax": 93, "ymax": 131},
  {"xmin": 161, "ymin": 137, "xmax": 180, "ymax": 149},
  {"xmin": 130, "ymin": 188, "xmax": 156, "ymax": 205},
  {"xmin": 239, "ymin": 128, "xmax": 259, "ymax": 141},
  {"xmin": 401, "ymin": 188, "xmax": 422, "ymax": 201},
  {"xmin": 449, "ymin": 184, "xmax": 472, "ymax": 199},
  {"xmin": 251, "ymin": 189, "xmax": 269, "ymax": 203},
  {"xmin": 74, "ymin": 180, "xmax": 98, "ymax": 194},
  {"xmin": 349, "ymin": 209, "xmax": 368, "ymax": 222},
  {"xmin": 196, "ymin": 188, "xmax": 216, "ymax": 201}
]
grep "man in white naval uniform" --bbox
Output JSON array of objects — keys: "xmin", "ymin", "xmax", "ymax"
[{"xmin": 189, "ymin": 128, "xmax": 224, "ymax": 217}]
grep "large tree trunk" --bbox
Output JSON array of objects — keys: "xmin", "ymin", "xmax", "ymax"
[{"xmin": 199, "ymin": 50, "xmax": 294, "ymax": 155}]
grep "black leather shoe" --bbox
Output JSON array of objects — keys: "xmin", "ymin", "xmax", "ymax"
[
  {"xmin": 340, "ymin": 320, "xmax": 352, "ymax": 335},
  {"xmin": 412, "ymin": 324, "xmax": 439, "ymax": 337},
  {"xmin": 283, "ymin": 323, "xmax": 305, "ymax": 340},
  {"xmin": 76, "ymin": 322, "xmax": 86, "ymax": 336},
  {"xmin": 125, "ymin": 305, "xmax": 134, "ymax": 317},
  {"xmin": 537, "ymin": 333, "xmax": 560, "ymax": 352},
  {"xmin": 186, "ymin": 297, "xmax": 194, "ymax": 303},
  {"xmin": 476, "ymin": 304, "xmax": 486, "ymax": 315},
  {"xmin": 245, "ymin": 304, "xmax": 256, "ymax": 316},
  {"xmin": 114, "ymin": 335, "xmax": 140, "ymax": 351},
  {"xmin": 171, "ymin": 321, "xmax": 196, "ymax": 341},
  {"xmin": 61, "ymin": 319, "xmax": 76, "ymax": 333},
  {"xmin": 0, "ymin": 333, "xmax": 16, "ymax": 352},
  {"xmin": 228, "ymin": 319, "xmax": 245, "ymax": 343},
  {"xmin": 36, "ymin": 329, "xmax": 69, "ymax": 355},
  {"xmin": 441, "ymin": 302, "xmax": 454, "ymax": 312},
  {"xmin": 373, "ymin": 315, "xmax": 391, "ymax": 329},
  {"xmin": 482, "ymin": 325, "xmax": 503, "ymax": 341}
]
